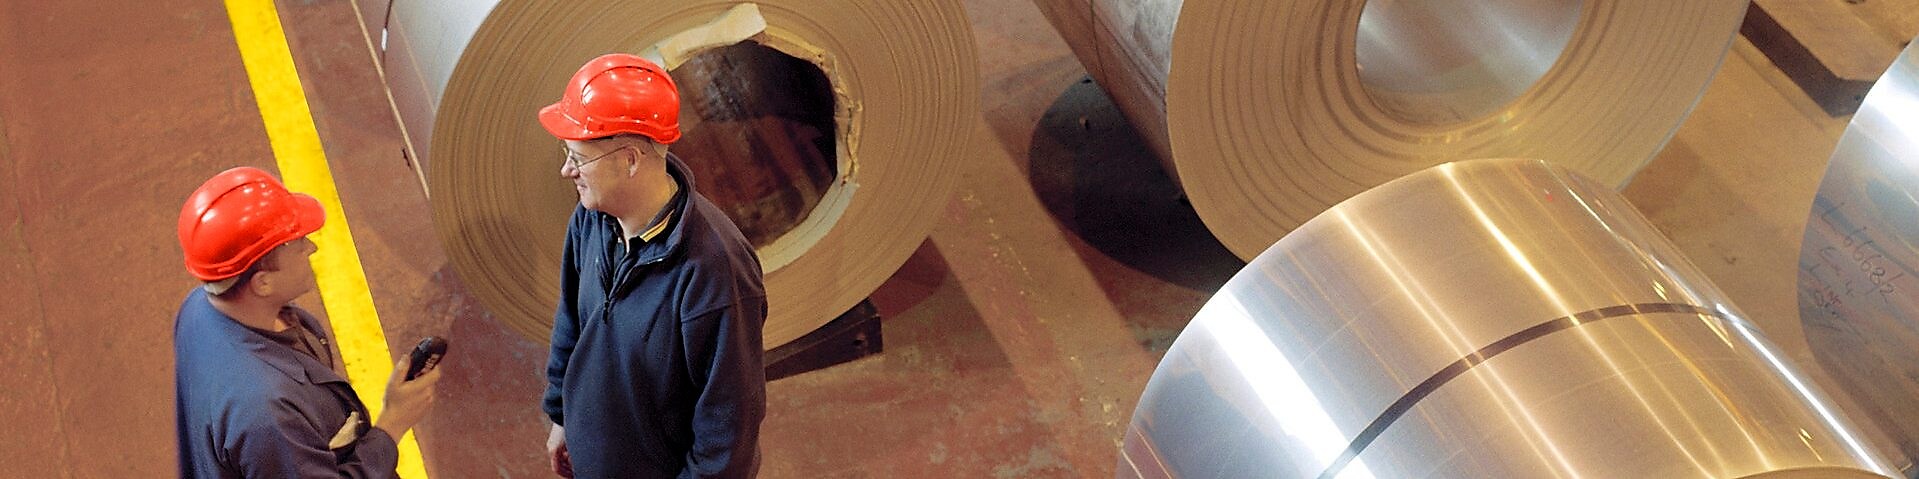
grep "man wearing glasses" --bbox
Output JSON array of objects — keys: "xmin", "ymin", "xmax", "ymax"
[{"xmin": 537, "ymin": 53, "xmax": 768, "ymax": 478}]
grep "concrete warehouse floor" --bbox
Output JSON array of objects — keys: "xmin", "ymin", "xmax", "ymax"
[{"xmin": 0, "ymin": 0, "xmax": 1912, "ymax": 477}]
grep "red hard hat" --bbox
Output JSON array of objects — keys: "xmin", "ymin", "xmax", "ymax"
[
  {"xmin": 538, "ymin": 53, "xmax": 682, "ymax": 144},
  {"xmin": 178, "ymin": 167, "xmax": 325, "ymax": 282}
]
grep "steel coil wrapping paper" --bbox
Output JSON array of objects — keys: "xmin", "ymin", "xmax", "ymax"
[
  {"xmin": 1121, "ymin": 159, "xmax": 1899, "ymax": 478},
  {"xmin": 1797, "ymin": 36, "xmax": 1919, "ymax": 470},
  {"xmin": 1031, "ymin": 0, "xmax": 1748, "ymax": 260},
  {"xmin": 382, "ymin": 1, "xmax": 978, "ymax": 347}
]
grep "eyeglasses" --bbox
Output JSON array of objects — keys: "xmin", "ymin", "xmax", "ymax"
[{"xmin": 561, "ymin": 144, "xmax": 632, "ymax": 169}]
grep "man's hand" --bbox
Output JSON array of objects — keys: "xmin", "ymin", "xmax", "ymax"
[
  {"xmin": 547, "ymin": 424, "xmax": 573, "ymax": 478},
  {"xmin": 375, "ymin": 356, "xmax": 442, "ymax": 438}
]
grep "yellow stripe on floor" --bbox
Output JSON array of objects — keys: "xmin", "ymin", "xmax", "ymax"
[{"xmin": 223, "ymin": 0, "xmax": 429, "ymax": 476}]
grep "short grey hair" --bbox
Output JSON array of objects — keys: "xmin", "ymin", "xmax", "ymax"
[{"xmin": 596, "ymin": 133, "xmax": 669, "ymax": 158}]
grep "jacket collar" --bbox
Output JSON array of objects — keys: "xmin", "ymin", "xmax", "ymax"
[
  {"xmin": 616, "ymin": 152, "xmax": 697, "ymax": 265},
  {"xmin": 188, "ymin": 288, "xmax": 351, "ymax": 387}
]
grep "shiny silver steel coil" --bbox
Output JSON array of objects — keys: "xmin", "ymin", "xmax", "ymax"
[
  {"xmin": 1797, "ymin": 35, "xmax": 1919, "ymax": 473},
  {"xmin": 1123, "ymin": 158, "xmax": 1898, "ymax": 478},
  {"xmin": 1031, "ymin": 0, "xmax": 1748, "ymax": 260}
]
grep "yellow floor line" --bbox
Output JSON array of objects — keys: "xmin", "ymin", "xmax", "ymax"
[{"xmin": 222, "ymin": 0, "xmax": 429, "ymax": 476}]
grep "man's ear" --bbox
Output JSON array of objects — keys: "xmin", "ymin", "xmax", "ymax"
[
  {"xmin": 246, "ymin": 248, "xmax": 286, "ymax": 297},
  {"xmin": 248, "ymin": 271, "xmax": 275, "ymax": 298}
]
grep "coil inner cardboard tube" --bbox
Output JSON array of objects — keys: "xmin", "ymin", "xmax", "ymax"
[{"xmin": 391, "ymin": 2, "xmax": 977, "ymax": 347}]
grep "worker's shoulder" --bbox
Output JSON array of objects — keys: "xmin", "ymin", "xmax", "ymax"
[
  {"xmin": 180, "ymin": 346, "xmax": 304, "ymax": 398},
  {"xmin": 668, "ymin": 195, "xmax": 766, "ymax": 310},
  {"xmin": 175, "ymin": 327, "xmax": 317, "ymax": 404},
  {"xmin": 179, "ymin": 353, "xmax": 318, "ymax": 438},
  {"xmin": 679, "ymin": 192, "xmax": 761, "ymax": 265}
]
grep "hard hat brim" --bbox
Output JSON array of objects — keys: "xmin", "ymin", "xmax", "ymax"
[
  {"xmin": 290, "ymin": 193, "xmax": 325, "ymax": 238},
  {"xmin": 538, "ymin": 101, "xmax": 601, "ymax": 141}
]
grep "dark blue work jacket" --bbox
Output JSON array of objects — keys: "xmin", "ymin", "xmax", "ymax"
[
  {"xmin": 175, "ymin": 288, "xmax": 398, "ymax": 478},
  {"xmin": 544, "ymin": 154, "xmax": 768, "ymax": 478}
]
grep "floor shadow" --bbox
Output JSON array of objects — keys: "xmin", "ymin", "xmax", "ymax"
[
  {"xmin": 868, "ymin": 240, "xmax": 951, "ymax": 318},
  {"xmin": 764, "ymin": 240, "xmax": 1072, "ymax": 476},
  {"xmin": 1026, "ymin": 77, "xmax": 1244, "ymax": 292}
]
